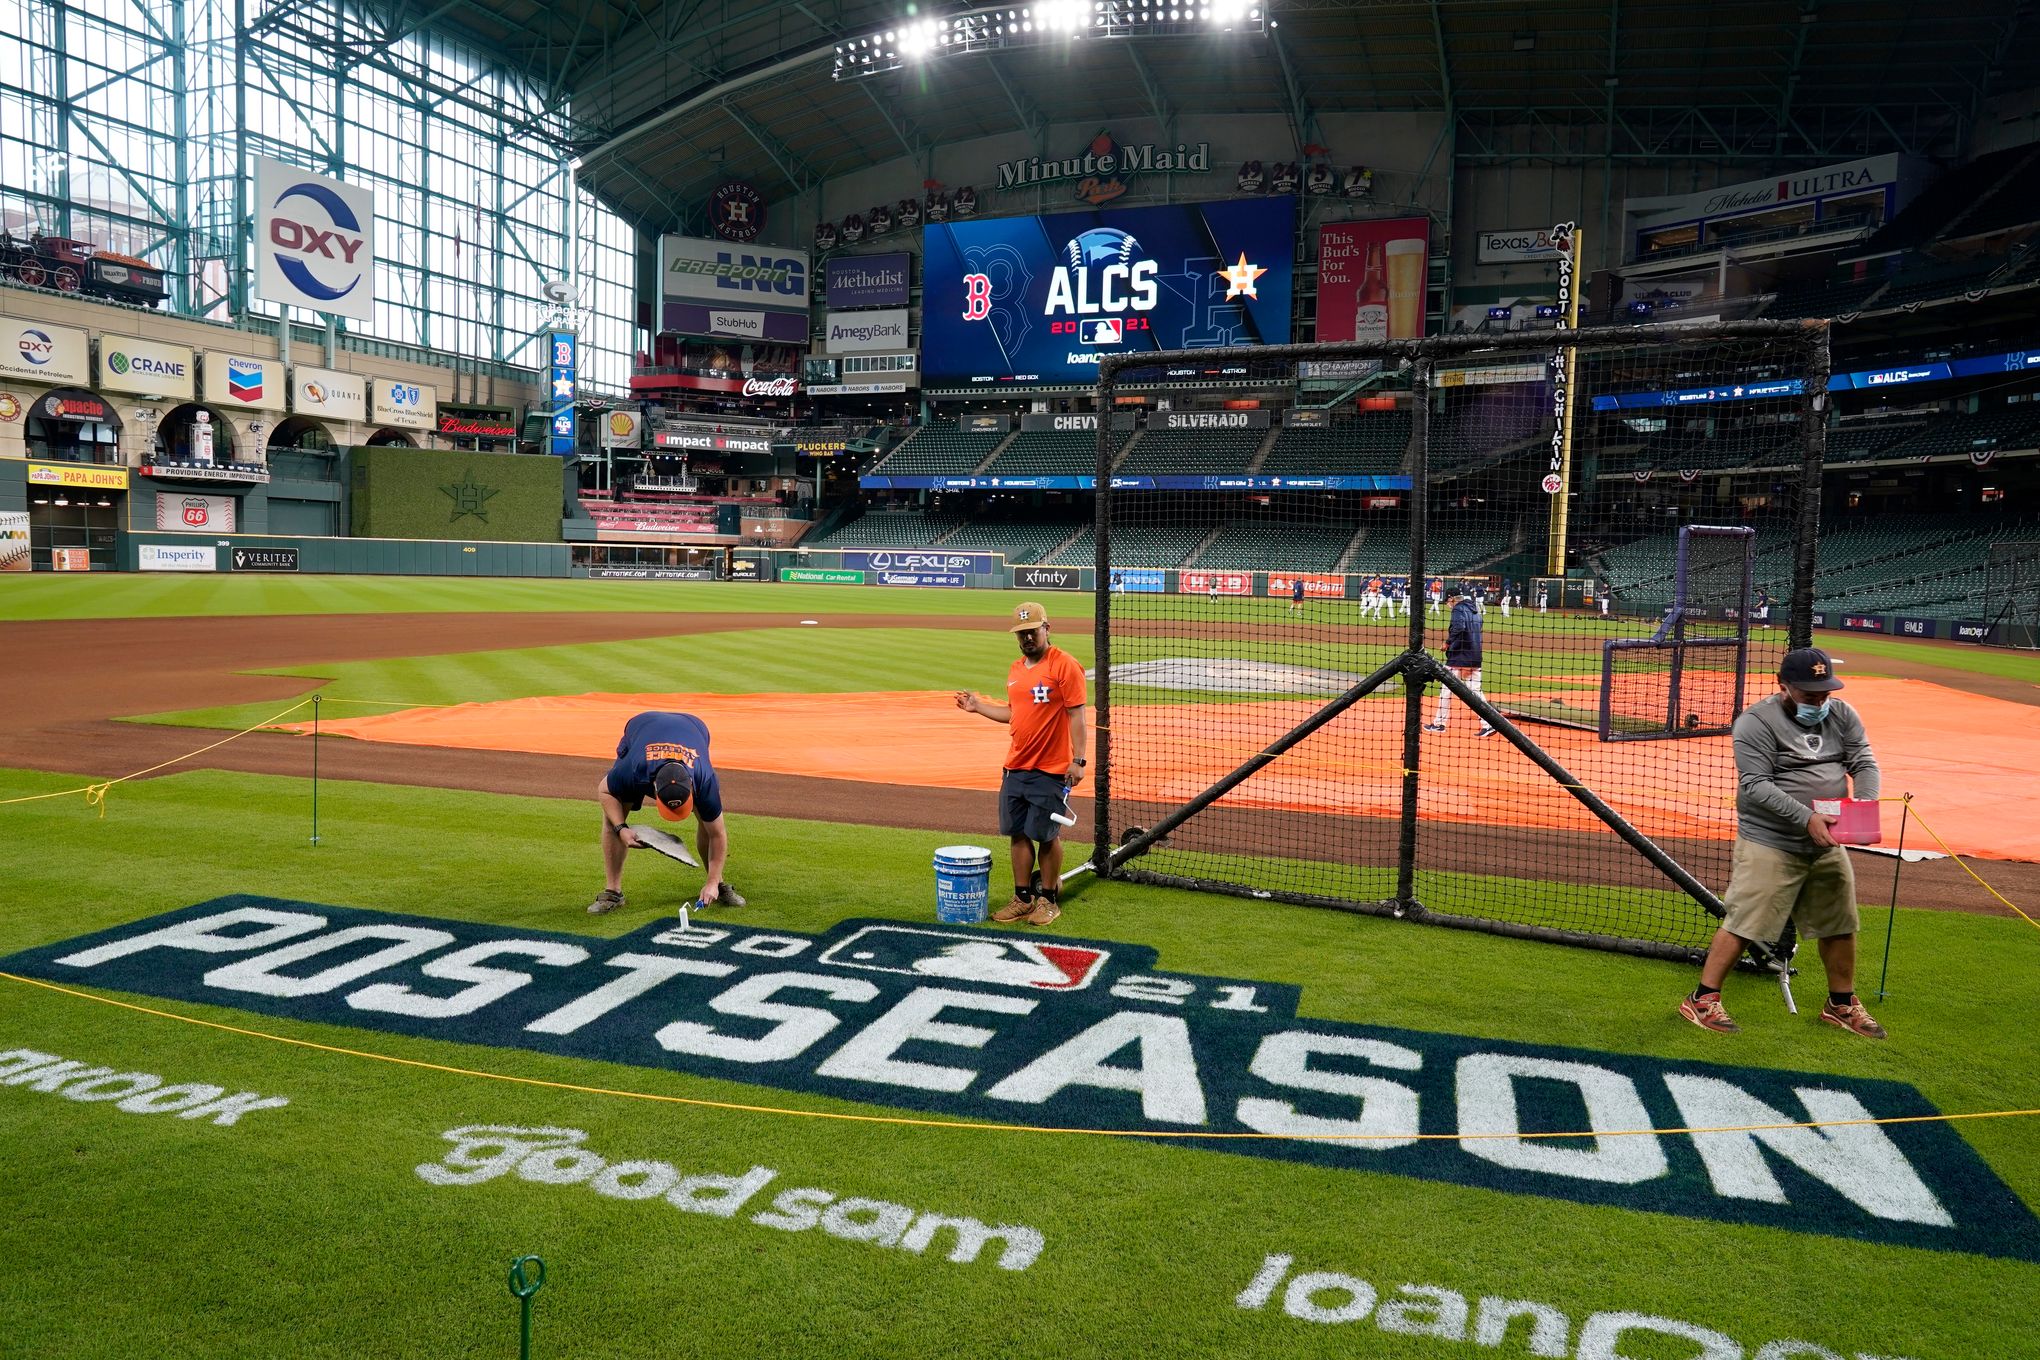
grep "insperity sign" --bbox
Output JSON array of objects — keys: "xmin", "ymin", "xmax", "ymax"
[{"xmin": 8, "ymin": 895, "xmax": 2035, "ymax": 1264}]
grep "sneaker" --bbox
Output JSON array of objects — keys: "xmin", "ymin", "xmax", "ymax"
[
  {"xmin": 1678, "ymin": 991, "xmax": 1740, "ymax": 1034},
  {"xmin": 1024, "ymin": 897, "xmax": 1062, "ymax": 927},
  {"xmin": 1821, "ymin": 999, "xmax": 1887, "ymax": 1040},
  {"xmin": 1421, "ymin": 723, "xmax": 1446, "ymax": 734},
  {"xmin": 586, "ymin": 888, "xmax": 626, "ymax": 916},
  {"xmin": 991, "ymin": 891, "xmax": 1035, "ymax": 923},
  {"xmin": 717, "ymin": 883, "xmax": 748, "ymax": 907},
  {"xmin": 1477, "ymin": 725, "xmax": 1496, "ymax": 738}
]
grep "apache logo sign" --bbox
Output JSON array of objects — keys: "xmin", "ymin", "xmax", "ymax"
[
  {"xmin": 253, "ymin": 157, "xmax": 375, "ymax": 323},
  {"xmin": 11, "ymin": 895, "xmax": 2035, "ymax": 1264}
]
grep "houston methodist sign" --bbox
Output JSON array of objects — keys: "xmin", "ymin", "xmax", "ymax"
[
  {"xmin": 9, "ymin": 894, "xmax": 2036, "ymax": 1265},
  {"xmin": 254, "ymin": 157, "xmax": 375, "ymax": 323}
]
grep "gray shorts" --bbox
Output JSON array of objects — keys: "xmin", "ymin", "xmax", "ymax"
[
  {"xmin": 1000, "ymin": 768, "xmax": 1069, "ymax": 844},
  {"xmin": 1720, "ymin": 839, "xmax": 1860, "ymax": 941}
]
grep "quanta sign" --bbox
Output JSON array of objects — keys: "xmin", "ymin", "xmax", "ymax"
[{"xmin": 10, "ymin": 895, "xmax": 2034, "ymax": 1262}]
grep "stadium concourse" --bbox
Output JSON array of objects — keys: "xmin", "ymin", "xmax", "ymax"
[{"xmin": 6, "ymin": 0, "xmax": 2040, "ymax": 1356}]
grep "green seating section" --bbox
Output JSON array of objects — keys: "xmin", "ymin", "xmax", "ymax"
[
  {"xmin": 1115, "ymin": 429, "xmax": 1266, "ymax": 475},
  {"xmin": 1258, "ymin": 416, "xmax": 1410, "ymax": 473},
  {"xmin": 870, "ymin": 422, "xmax": 1006, "ymax": 476}
]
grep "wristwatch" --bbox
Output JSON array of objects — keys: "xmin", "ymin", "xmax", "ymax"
[{"xmin": 1071, "ymin": 758, "xmax": 1087, "ymax": 767}]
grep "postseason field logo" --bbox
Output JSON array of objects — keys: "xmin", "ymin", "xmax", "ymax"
[{"xmin": 8, "ymin": 894, "xmax": 2037, "ymax": 1264}]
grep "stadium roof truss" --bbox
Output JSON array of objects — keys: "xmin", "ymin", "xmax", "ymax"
[{"xmin": 327, "ymin": 0, "xmax": 2037, "ymax": 235}]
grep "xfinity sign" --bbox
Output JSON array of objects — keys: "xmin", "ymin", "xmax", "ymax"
[{"xmin": 254, "ymin": 157, "xmax": 375, "ymax": 323}]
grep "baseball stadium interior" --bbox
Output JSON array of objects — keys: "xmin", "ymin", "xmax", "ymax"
[
  {"xmin": 0, "ymin": 0, "xmax": 2034, "ymax": 632},
  {"xmin": 5, "ymin": 2, "xmax": 2040, "ymax": 1356}
]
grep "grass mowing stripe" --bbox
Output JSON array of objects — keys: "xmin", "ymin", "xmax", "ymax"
[
  {"xmin": 1, "ymin": 765, "xmax": 2035, "ymax": 1359},
  {"xmin": 132, "ymin": 627, "xmax": 1097, "ymax": 731}
]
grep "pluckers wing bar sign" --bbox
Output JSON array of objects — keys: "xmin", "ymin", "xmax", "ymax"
[{"xmin": 437, "ymin": 405, "xmax": 518, "ymax": 439}]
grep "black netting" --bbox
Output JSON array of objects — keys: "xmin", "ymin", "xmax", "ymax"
[{"xmin": 1093, "ymin": 322, "xmax": 1826, "ymax": 962}]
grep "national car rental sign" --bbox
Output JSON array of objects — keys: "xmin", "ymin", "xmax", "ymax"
[{"xmin": 254, "ymin": 157, "xmax": 375, "ymax": 323}]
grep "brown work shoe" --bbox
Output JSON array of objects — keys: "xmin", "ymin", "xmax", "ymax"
[
  {"xmin": 1821, "ymin": 999, "xmax": 1887, "ymax": 1040},
  {"xmin": 1678, "ymin": 991, "xmax": 1740, "ymax": 1034},
  {"xmin": 1024, "ymin": 897, "xmax": 1062, "ymax": 927},
  {"xmin": 586, "ymin": 888, "xmax": 626, "ymax": 915},
  {"xmin": 991, "ymin": 891, "xmax": 1034, "ymax": 923}
]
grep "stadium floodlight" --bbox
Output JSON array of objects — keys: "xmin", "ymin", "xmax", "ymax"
[{"xmin": 1039, "ymin": 0, "xmax": 1087, "ymax": 31}]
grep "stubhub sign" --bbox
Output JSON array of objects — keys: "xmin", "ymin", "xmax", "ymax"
[{"xmin": 8, "ymin": 894, "xmax": 2036, "ymax": 1264}]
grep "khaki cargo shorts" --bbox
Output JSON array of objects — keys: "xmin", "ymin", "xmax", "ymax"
[{"xmin": 1720, "ymin": 839, "xmax": 1859, "ymax": 941}]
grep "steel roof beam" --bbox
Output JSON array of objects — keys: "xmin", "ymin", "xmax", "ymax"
[
  {"xmin": 986, "ymin": 57, "xmax": 1048, "ymax": 147},
  {"xmin": 1267, "ymin": 21, "xmax": 1321, "ymax": 157},
  {"xmin": 1123, "ymin": 43, "xmax": 1175, "ymax": 140},
  {"xmin": 858, "ymin": 80, "xmax": 927, "ymax": 162},
  {"xmin": 721, "ymin": 99, "xmax": 818, "ymax": 194}
]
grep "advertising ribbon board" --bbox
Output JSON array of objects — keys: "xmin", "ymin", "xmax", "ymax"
[{"xmin": 781, "ymin": 568, "xmax": 867, "ymax": 584}]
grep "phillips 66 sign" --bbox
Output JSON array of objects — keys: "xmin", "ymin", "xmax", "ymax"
[{"xmin": 253, "ymin": 157, "xmax": 375, "ymax": 323}]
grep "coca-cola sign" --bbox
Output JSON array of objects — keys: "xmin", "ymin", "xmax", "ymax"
[{"xmin": 742, "ymin": 376, "xmax": 799, "ymax": 399}]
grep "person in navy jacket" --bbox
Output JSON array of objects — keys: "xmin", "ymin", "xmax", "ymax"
[{"xmin": 1425, "ymin": 588, "xmax": 1495, "ymax": 737}]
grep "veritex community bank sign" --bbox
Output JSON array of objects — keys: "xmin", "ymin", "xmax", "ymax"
[{"xmin": 9, "ymin": 895, "xmax": 2033, "ymax": 1263}]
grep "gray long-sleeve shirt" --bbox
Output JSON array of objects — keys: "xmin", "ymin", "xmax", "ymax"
[{"xmin": 1733, "ymin": 692, "xmax": 1881, "ymax": 855}]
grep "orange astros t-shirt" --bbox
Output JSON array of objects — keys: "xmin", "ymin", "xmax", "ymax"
[{"xmin": 1004, "ymin": 646, "xmax": 1086, "ymax": 773}]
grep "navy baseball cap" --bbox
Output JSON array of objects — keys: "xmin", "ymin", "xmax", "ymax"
[
  {"xmin": 1779, "ymin": 648, "xmax": 1844, "ymax": 692},
  {"xmin": 652, "ymin": 761, "xmax": 695, "ymax": 821}
]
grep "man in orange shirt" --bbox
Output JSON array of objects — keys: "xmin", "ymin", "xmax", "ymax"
[{"xmin": 954, "ymin": 600, "xmax": 1089, "ymax": 927}]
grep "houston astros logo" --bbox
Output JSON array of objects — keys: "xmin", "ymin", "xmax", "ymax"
[
  {"xmin": 439, "ymin": 469, "xmax": 498, "ymax": 523},
  {"xmin": 1031, "ymin": 684, "xmax": 1051, "ymax": 704}
]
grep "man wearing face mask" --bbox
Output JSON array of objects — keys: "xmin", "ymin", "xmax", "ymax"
[
  {"xmin": 955, "ymin": 601, "xmax": 1088, "ymax": 927},
  {"xmin": 1681, "ymin": 648, "xmax": 1885, "ymax": 1038}
]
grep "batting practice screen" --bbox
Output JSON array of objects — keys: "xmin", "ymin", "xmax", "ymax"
[{"xmin": 1091, "ymin": 321, "xmax": 1827, "ymax": 963}]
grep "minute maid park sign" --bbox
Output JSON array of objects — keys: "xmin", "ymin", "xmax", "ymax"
[{"xmin": 8, "ymin": 894, "xmax": 2037, "ymax": 1264}]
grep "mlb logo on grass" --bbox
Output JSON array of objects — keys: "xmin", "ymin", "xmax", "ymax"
[{"xmin": 817, "ymin": 925, "xmax": 1108, "ymax": 991}]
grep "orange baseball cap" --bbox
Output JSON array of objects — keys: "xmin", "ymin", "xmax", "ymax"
[
  {"xmin": 652, "ymin": 762, "xmax": 694, "ymax": 821},
  {"xmin": 1009, "ymin": 601, "xmax": 1049, "ymax": 632}
]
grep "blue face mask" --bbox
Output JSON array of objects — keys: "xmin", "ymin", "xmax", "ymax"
[{"xmin": 1793, "ymin": 698, "xmax": 1831, "ymax": 726}]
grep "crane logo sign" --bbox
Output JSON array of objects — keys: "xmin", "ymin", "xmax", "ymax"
[{"xmin": 253, "ymin": 156, "xmax": 375, "ymax": 323}]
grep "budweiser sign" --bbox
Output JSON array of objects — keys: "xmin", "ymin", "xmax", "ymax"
[{"xmin": 742, "ymin": 376, "xmax": 799, "ymax": 398}]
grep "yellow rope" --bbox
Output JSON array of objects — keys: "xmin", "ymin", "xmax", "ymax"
[
  {"xmin": 3, "ymin": 970, "xmax": 2034, "ymax": 1143},
  {"xmin": 1883, "ymin": 796, "xmax": 2037, "ymax": 929},
  {"xmin": 0, "ymin": 698, "xmax": 316, "ymax": 815}
]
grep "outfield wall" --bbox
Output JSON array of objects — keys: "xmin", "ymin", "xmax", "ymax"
[
  {"xmin": 350, "ymin": 445, "xmax": 567, "ymax": 543},
  {"xmin": 120, "ymin": 530, "xmax": 569, "ymax": 577}
]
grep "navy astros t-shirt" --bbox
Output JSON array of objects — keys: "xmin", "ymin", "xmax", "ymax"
[{"xmin": 605, "ymin": 711, "xmax": 723, "ymax": 821}]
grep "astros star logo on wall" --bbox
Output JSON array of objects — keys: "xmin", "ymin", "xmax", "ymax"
[{"xmin": 440, "ymin": 469, "xmax": 499, "ymax": 523}]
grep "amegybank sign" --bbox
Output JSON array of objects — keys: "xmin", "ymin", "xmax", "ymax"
[
  {"xmin": 825, "ymin": 309, "xmax": 910, "ymax": 354},
  {"xmin": 9, "ymin": 894, "xmax": 2036, "ymax": 1264}
]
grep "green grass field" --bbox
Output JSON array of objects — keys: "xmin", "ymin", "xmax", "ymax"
[{"xmin": 3, "ymin": 576, "xmax": 2037, "ymax": 1359}]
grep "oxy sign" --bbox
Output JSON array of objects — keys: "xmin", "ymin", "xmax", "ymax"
[
  {"xmin": 254, "ymin": 157, "xmax": 375, "ymax": 323},
  {"xmin": 9, "ymin": 894, "xmax": 2035, "ymax": 1265},
  {"xmin": 2, "ymin": 316, "xmax": 90, "ymax": 385}
]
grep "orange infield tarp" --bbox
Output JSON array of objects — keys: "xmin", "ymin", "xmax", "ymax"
[{"xmin": 289, "ymin": 676, "xmax": 2039, "ymax": 862}]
